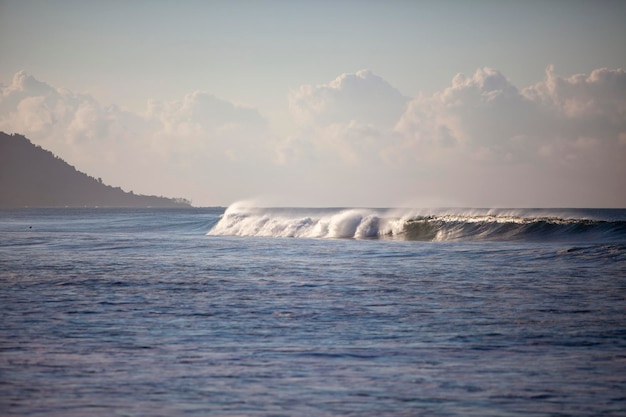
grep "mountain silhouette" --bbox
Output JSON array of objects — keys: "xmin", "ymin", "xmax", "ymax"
[{"xmin": 0, "ymin": 132, "xmax": 192, "ymax": 208}]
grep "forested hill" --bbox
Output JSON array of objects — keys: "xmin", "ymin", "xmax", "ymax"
[{"xmin": 0, "ymin": 132, "xmax": 192, "ymax": 208}]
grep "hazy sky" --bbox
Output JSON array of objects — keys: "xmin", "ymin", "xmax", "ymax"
[{"xmin": 1, "ymin": 0, "xmax": 625, "ymax": 207}]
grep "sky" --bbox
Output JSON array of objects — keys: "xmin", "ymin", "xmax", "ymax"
[{"xmin": 1, "ymin": 0, "xmax": 625, "ymax": 207}]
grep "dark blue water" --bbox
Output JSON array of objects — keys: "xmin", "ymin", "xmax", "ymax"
[{"xmin": 1, "ymin": 208, "xmax": 625, "ymax": 416}]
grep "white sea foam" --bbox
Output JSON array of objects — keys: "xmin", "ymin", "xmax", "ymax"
[
  {"xmin": 208, "ymin": 205, "xmax": 386, "ymax": 239},
  {"xmin": 207, "ymin": 202, "xmax": 625, "ymax": 241}
]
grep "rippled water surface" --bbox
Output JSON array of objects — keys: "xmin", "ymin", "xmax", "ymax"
[{"xmin": 1, "ymin": 208, "xmax": 625, "ymax": 416}]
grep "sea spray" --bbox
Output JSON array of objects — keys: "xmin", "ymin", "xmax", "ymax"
[{"xmin": 207, "ymin": 202, "xmax": 626, "ymax": 242}]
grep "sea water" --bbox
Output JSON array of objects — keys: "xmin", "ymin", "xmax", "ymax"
[{"xmin": 1, "ymin": 207, "xmax": 625, "ymax": 416}]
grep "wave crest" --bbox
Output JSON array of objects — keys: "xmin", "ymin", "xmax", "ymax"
[{"xmin": 207, "ymin": 203, "xmax": 626, "ymax": 242}]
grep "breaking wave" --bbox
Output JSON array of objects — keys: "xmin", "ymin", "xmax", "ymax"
[{"xmin": 207, "ymin": 203, "xmax": 626, "ymax": 242}]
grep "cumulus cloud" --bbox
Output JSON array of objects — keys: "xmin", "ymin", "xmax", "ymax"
[
  {"xmin": 289, "ymin": 69, "xmax": 408, "ymax": 129},
  {"xmin": 395, "ymin": 68, "xmax": 541, "ymax": 160},
  {"xmin": 0, "ymin": 71, "xmax": 268, "ymax": 149},
  {"xmin": 1, "ymin": 67, "xmax": 624, "ymax": 207},
  {"xmin": 282, "ymin": 69, "xmax": 409, "ymax": 165},
  {"xmin": 522, "ymin": 66, "xmax": 626, "ymax": 149},
  {"xmin": 146, "ymin": 91, "xmax": 265, "ymax": 136},
  {"xmin": 0, "ymin": 71, "xmax": 119, "ymax": 147},
  {"xmin": 0, "ymin": 71, "xmax": 271, "ymax": 204},
  {"xmin": 282, "ymin": 66, "xmax": 626, "ymax": 206},
  {"xmin": 525, "ymin": 66, "xmax": 626, "ymax": 122},
  {"xmin": 393, "ymin": 66, "xmax": 626, "ymax": 169},
  {"xmin": 145, "ymin": 91, "xmax": 268, "ymax": 162}
]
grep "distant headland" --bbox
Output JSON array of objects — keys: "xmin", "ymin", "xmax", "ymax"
[{"xmin": 0, "ymin": 132, "xmax": 192, "ymax": 208}]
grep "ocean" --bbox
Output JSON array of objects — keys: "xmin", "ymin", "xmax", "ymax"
[{"xmin": 1, "ymin": 206, "xmax": 625, "ymax": 416}]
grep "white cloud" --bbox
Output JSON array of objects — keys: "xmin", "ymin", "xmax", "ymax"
[
  {"xmin": 395, "ymin": 67, "xmax": 539, "ymax": 159},
  {"xmin": 144, "ymin": 91, "xmax": 269, "ymax": 163},
  {"xmin": 281, "ymin": 66, "xmax": 626, "ymax": 206},
  {"xmin": 525, "ymin": 66, "xmax": 626, "ymax": 121},
  {"xmin": 289, "ymin": 69, "xmax": 408, "ymax": 129},
  {"xmin": 393, "ymin": 66, "xmax": 626, "ymax": 169},
  {"xmin": 146, "ymin": 91, "xmax": 265, "ymax": 135},
  {"xmin": 1, "ymin": 67, "xmax": 625, "ymax": 207},
  {"xmin": 282, "ymin": 69, "xmax": 409, "ymax": 166},
  {"xmin": 522, "ymin": 66, "xmax": 626, "ymax": 146},
  {"xmin": 0, "ymin": 71, "xmax": 113, "ymax": 146},
  {"xmin": 0, "ymin": 71, "xmax": 272, "ymax": 204}
]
